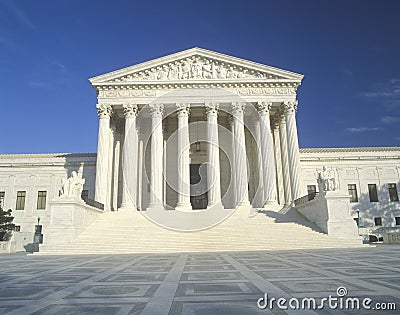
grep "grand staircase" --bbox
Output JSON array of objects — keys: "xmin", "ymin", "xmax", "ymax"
[{"xmin": 38, "ymin": 207, "xmax": 363, "ymax": 255}]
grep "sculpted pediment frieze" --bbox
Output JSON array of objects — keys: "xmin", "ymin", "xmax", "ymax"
[
  {"xmin": 90, "ymin": 48, "xmax": 304, "ymax": 85},
  {"xmin": 106, "ymin": 56, "xmax": 286, "ymax": 82}
]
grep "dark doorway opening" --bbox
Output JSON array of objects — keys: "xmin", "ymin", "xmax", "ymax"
[{"xmin": 190, "ymin": 164, "xmax": 208, "ymax": 209}]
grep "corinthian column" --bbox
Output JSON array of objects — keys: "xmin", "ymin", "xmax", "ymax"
[
  {"xmin": 257, "ymin": 101, "xmax": 278, "ymax": 207},
  {"xmin": 121, "ymin": 103, "xmax": 138, "ymax": 209},
  {"xmin": 147, "ymin": 103, "xmax": 164, "ymax": 210},
  {"xmin": 232, "ymin": 102, "xmax": 250, "ymax": 207},
  {"xmin": 283, "ymin": 100, "xmax": 302, "ymax": 201},
  {"xmin": 95, "ymin": 103, "xmax": 112, "ymax": 208},
  {"xmin": 175, "ymin": 103, "xmax": 192, "ymax": 211},
  {"xmin": 205, "ymin": 102, "xmax": 222, "ymax": 208},
  {"xmin": 278, "ymin": 111, "xmax": 292, "ymax": 205}
]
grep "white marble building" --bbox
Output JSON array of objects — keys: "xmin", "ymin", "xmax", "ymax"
[{"xmin": 1, "ymin": 48, "xmax": 399, "ymax": 252}]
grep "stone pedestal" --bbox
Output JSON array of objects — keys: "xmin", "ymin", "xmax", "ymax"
[
  {"xmin": 296, "ymin": 191, "xmax": 360, "ymax": 239},
  {"xmin": 40, "ymin": 197, "xmax": 103, "ymax": 248}
]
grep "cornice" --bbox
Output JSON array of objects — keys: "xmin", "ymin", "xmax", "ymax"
[
  {"xmin": 0, "ymin": 153, "xmax": 97, "ymax": 159},
  {"xmin": 300, "ymin": 147, "xmax": 400, "ymax": 153}
]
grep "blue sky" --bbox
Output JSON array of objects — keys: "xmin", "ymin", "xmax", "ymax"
[{"xmin": 0, "ymin": 0, "xmax": 399, "ymax": 153}]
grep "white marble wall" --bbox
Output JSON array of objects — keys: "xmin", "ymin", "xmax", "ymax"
[{"xmin": 299, "ymin": 148, "xmax": 400, "ymax": 229}]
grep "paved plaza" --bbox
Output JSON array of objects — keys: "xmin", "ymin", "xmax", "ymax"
[{"xmin": 0, "ymin": 246, "xmax": 399, "ymax": 314}]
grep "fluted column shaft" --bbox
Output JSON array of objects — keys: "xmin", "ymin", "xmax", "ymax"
[
  {"xmin": 283, "ymin": 100, "xmax": 302, "ymax": 201},
  {"xmin": 257, "ymin": 101, "xmax": 278, "ymax": 206},
  {"xmin": 253, "ymin": 118, "xmax": 264, "ymax": 207},
  {"xmin": 272, "ymin": 120, "xmax": 284, "ymax": 205},
  {"xmin": 232, "ymin": 102, "xmax": 250, "ymax": 206},
  {"xmin": 121, "ymin": 104, "xmax": 138, "ymax": 209},
  {"xmin": 148, "ymin": 103, "xmax": 164, "ymax": 209},
  {"xmin": 278, "ymin": 113, "xmax": 291, "ymax": 205},
  {"xmin": 176, "ymin": 103, "xmax": 192, "ymax": 210},
  {"xmin": 205, "ymin": 103, "xmax": 222, "ymax": 207},
  {"xmin": 95, "ymin": 104, "xmax": 112, "ymax": 208}
]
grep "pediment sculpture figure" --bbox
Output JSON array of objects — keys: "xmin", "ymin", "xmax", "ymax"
[
  {"xmin": 316, "ymin": 166, "xmax": 338, "ymax": 192},
  {"xmin": 61, "ymin": 171, "xmax": 85, "ymax": 199}
]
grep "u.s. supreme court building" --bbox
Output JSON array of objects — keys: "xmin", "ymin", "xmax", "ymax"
[{"xmin": 1, "ymin": 48, "xmax": 399, "ymax": 254}]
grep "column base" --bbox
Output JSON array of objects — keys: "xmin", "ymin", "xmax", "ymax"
[
  {"xmin": 236, "ymin": 200, "xmax": 251, "ymax": 207},
  {"xmin": 146, "ymin": 203, "xmax": 165, "ymax": 212},
  {"xmin": 118, "ymin": 205, "xmax": 138, "ymax": 211},
  {"xmin": 175, "ymin": 203, "xmax": 193, "ymax": 212},
  {"xmin": 207, "ymin": 202, "xmax": 224, "ymax": 211},
  {"xmin": 262, "ymin": 200, "xmax": 281, "ymax": 211}
]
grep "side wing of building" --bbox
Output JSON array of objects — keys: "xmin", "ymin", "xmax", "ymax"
[{"xmin": 299, "ymin": 147, "xmax": 400, "ymax": 229}]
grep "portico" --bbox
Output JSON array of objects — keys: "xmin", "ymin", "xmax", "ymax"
[{"xmin": 89, "ymin": 48, "xmax": 304, "ymax": 212}]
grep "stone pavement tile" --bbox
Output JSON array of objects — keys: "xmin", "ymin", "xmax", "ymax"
[
  {"xmin": 270, "ymin": 278, "xmax": 369, "ymax": 295},
  {"xmin": 0, "ymin": 248, "xmax": 399, "ymax": 314},
  {"xmin": 30, "ymin": 303, "xmax": 146, "ymax": 315},
  {"xmin": 169, "ymin": 300, "xmax": 279, "ymax": 315}
]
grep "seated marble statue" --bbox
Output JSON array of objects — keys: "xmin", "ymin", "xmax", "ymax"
[
  {"xmin": 61, "ymin": 171, "xmax": 85, "ymax": 198},
  {"xmin": 316, "ymin": 166, "xmax": 338, "ymax": 192}
]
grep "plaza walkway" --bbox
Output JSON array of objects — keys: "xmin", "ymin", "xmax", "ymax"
[{"xmin": 0, "ymin": 246, "xmax": 399, "ymax": 314}]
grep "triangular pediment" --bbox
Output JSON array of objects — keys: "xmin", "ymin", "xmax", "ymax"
[{"xmin": 89, "ymin": 47, "xmax": 303, "ymax": 85}]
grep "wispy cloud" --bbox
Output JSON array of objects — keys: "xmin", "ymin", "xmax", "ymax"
[
  {"xmin": 346, "ymin": 127, "xmax": 381, "ymax": 133},
  {"xmin": 27, "ymin": 81, "xmax": 47, "ymax": 88},
  {"xmin": 381, "ymin": 116, "xmax": 400, "ymax": 124},
  {"xmin": 363, "ymin": 78, "xmax": 400, "ymax": 99},
  {"xmin": 51, "ymin": 61, "xmax": 67, "ymax": 73},
  {"xmin": 1, "ymin": 0, "xmax": 36, "ymax": 29}
]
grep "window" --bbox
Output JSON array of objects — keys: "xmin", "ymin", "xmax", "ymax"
[
  {"xmin": 0, "ymin": 191, "xmax": 4, "ymax": 209},
  {"xmin": 348, "ymin": 184, "xmax": 358, "ymax": 203},
  {"xmin": 15, "ymin": 191, "xmax": 26, "ymax": 210},
  {"xmin": 395, "ymin": 217, "xmax": 400, "ymax": 226},
  {"xmin": 14, "ymin": 226, "xmax": 20, "ymax": 232},
  {"xmin": 307, "ymin": 185, "xmax": 316, "ymax": 194},
  {"xmin": 374, "ymin": 217, "xmax": 382, "ymax": 226},
  {"xmin": 368, "ymin": 184, "xmax": 379, "ymax": 202},
  {"xmin": 81, "ymin": 189, "xmax": 88, "ymax": 200},
  {"xmin": 307, "ymin": 185, "xmax": 316, "ymax": 200},
  {"xmin": 37, "ymin": 191, "xmax": 47, "ymax": 210},
  {"xmin": 388, "ymin": 183, "xmax": 399, "ymax": 202}
]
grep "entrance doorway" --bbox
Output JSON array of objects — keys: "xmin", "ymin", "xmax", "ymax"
[{"xmin": 190, "ymin": 164, "xmax": 208, "ymax": 209}]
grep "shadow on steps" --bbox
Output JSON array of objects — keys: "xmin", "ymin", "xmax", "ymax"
[{"xmin": 258, "ymin": 208, "xmax": 325, "ymax": 234}]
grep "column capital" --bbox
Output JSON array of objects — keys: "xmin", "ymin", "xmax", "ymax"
[
  {"xmin": 123, "ymin": 103, "xmax": 138, "ymax": 118},
  {"xmin": 205, "ymin": 102, "xmax": 219, "ymax": 116},
  {"xmin": 149, "ymin": 103, "xmax": 164, "ymax": 117},
  {"xmin": 256, "ymin": 101, "xmax": 272, "ymax": 115},
  {"xmin": 176, "ymin": 103, "xmax": 190, "ymax": 117},
  {"xmin": 96, "ymin": 103, "xmax": 112, "ymax": 119},
  {"xmin": 282, "ymin": 100, "xmax": 298, "ymax": 114},
  {"xmin": 232, "ymin": 102, "xmax": 246, "ymax": 116}
]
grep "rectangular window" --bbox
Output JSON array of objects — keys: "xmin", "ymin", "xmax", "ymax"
[
  {"xmin": 388, "ymin": 183, "xmax": 399, "ymax": 202},
  {"xmin": 14, "ymin": 226, "xmax": 20, "ymax": 232},
  {"xmin": 395, "ymin": 217, "xmax": 400, "ymax": 226},
  {"xmin": 374, "ymin": 217, "xmax": 382, "ymax": 226},
  {"xmin": 307, "ymin": 185, "xmax": 316, "ymax": 200},
  {"xmin": 368, "ymin": 184, "xmax": 379, "ymax": 202},
  {"xmin": 348, "ymin": 184, "xmax": 358, "ymax": 203},
  {"xmin": 15, "ymin": 191, "xmax": 26, "ymax": 210},
  {"xmin": 36, "ymin": 191, "xmax": 47, "ymax": 210},
  {"xmin": 0, "ymin": 191, "xmax": 5, "ymax": 209},
  {"xmin": 307, "ymin": 185, "xmax": 316, "ymax": 194}
]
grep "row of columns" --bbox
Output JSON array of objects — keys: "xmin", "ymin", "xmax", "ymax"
[{"xmin": 94, "ymin": 100, "xmax": 302, "ymax": 210}]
